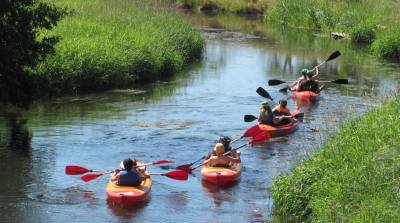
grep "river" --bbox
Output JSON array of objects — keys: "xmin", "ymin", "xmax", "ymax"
[{"xmin": 0, "ymin": 11, "xmax": 399, "ymax": 223}]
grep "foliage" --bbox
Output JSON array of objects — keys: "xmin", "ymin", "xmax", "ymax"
[
  {"xmin": 370, "ymin": 28, "xmax": 400, "ymax": 59},
  {"xmin": 167, "ymin": 0, "xmax": 272, "ymax": 14},
  {"xmin": 32, "ymin": 0, "xmax": 205, "ymax": 97},
  {"xmin": 266, "ymin": 0, "xmax": 400, "ymax": 59},
  {"xmin": 0, "ymin": 0, "xmax": 70, "ymax": 109},
  {"xmin": 271, "ymin": 96, "xmax": 400, "ymax": 221}
]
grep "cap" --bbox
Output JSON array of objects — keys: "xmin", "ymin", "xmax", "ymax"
[
  {"xmin": 301, "ymin": 69, "xmax": 309, "ymax": 74},
  {"xmin": 262, "ymin": 101, "xmax": 269, "ymax": 108},
  {"xmin": 219, "ymin": 135, "xmax": 232, "ymax": 144}
]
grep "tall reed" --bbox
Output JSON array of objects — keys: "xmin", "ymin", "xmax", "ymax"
[
  {"xmin": 266, "ymin": 0, "xmax": 400, "ymax": 59},
  {"xmin": 33, "ymin": 0, "xmax": 205, "ymax": 96},
  {"xmin": 271, "ymin": 92, "xmax": 400, "ymax": 221}
]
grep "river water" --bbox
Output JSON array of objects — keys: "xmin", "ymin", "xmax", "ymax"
[{"xmin": 1, "ymin": 12, "xmax": 399, "ymax": 223}]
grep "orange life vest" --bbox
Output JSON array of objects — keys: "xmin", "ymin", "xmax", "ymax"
[{"xmin": 274, "ymin": 105, "xmax": 290, "ymax": 114}]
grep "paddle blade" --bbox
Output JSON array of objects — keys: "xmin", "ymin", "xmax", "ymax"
[
  {"xmin": 279, "ymin": 88, "xmax": 288, "ymax": 92},
  {"xmin": 152, "ymin": 160, "xmax": 174, "ymax": 165},
  {"xmin": 242, "ymin": 125, "xmax": 262, "ymax": 137},
  {"xmin": 327, "ymin": 51, "xmax": 341, "ymax": 61},
  {"xmin": 244, "ymin": 115, "xmax": 257, "ymax": 122},
  {"xmin": 249, "ymin": 131, "xmax": 271, "ymax": 144},
  {"xmin": 163, "ymin": 171, "xmax": 188, "ymax": 180},
  {"xmin": 81, "ymin": 173, "xmax": 103, "ymax": 182},
  {"xmin": 332, "ymin": 79, "xmax": 348, "ymax": 84},
  {"xmin": 176, "ymin": 164, "xmax": 192, "ymax": 170},
  {"xmin": 66, "ymin": 165, "xmax": 90, "ymax": 175},
  {"xmin": 180, "ymin": 167, "xmax": 195, "ymax": 173},
  {"xmin": 268, "ymin": 80, "xmax": 286, "ymax": 86},
  {"xmin": 256, "ymin": 87, "xmax": 272, "ymax": 99},
  {"xmin": 294, "ymin": 113, "xmax": 304, "ymax": 118}
]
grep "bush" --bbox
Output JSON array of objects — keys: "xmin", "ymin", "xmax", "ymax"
[
  {"xmin": 348, "ymin": 21, "xmax": 376, "ymax": 44},
  {"xmin": 370, "ymin": 28, "xmax": 400, "ymax": 59}
]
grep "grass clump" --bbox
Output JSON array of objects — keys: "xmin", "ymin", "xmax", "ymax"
[
  {"xmin": 167, "ymin": 0, "xmax": 273, "ymax": 14},
  {"xmin": 266, "ymin": 0, "xmax": 400, "ymax": 59},
  {"xmin": 270, "ymin": 95, "xmax": 400, "ymax": 221},
  {"xmin": 33, "ymin": 0, "xmax": 205, "ymax": 96}
]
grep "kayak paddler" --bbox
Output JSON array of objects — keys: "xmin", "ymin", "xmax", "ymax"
[
  {"xmin": 258, "ymin": 101, "xmax": 284, "ymax": 126},
  {"xmin": 110, "ymin": 158, "xmax": 150, "ymax": 187},
  {"xmin": 273, "ymin": 99, "xmax": 295, "ymax": 125},
  {"xmin": 205, "ymin": 135, "xmax": 237, "ymax": 159},
  {"xmin": 203, "ymin": 143, "xmax": 241, "ymax": 167},
  {"xmin": 286, "ymin": 67, "xmax": 325, "ymax": 92}
]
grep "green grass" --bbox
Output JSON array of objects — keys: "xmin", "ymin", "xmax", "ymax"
[
  {"xmin": 266, "ymin": 0, "xmax": 400, "ymax": 59},
  {"xmin": 33, "ymin": 0, "xmax": 205, "ymax": 96},
  {"xmin": 167, "ymin": 0, "xmax": 273, "ymax": 14},
  {"xmin": 270, "ymin": 94, "xmax": 400, "ymax": 221}
]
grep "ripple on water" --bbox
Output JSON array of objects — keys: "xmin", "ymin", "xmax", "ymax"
[{"xmin": 27, "ymin": 187, "xmax": 98, "ymax": 204}]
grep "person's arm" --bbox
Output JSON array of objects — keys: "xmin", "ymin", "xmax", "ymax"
[
  {"xmin": 227, "ymin": 149, "xmax": 241, "ymax": 163},
  {"xmin": 312, "ymin": 66, "xmax": 319, "ymax": 79},
  {"xmin": 203, "ymin": 157, "xmax": 215, "ymax": 166},
  {"xmin": 110, "ymin": 169, "xmax": 120, "ymax": 181},
  {"xmin": 133, "ymin": 168, "xmax": 150, "ymax": 181}
]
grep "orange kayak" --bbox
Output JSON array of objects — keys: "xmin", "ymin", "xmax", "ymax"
[
  {"xmin": 106, "ymin": 161, "xmax": 152, "ymax": 207},
  {"xmin": 259, "ymin": 109, "xmax": 301, "ymax": 137},
  {"xmin": 201, "ymin": 162, "xmax": 242, "ymax": 186},
  {"xmin": 293, "ymin": 90, "xmax": 320, "ymax": 102}
]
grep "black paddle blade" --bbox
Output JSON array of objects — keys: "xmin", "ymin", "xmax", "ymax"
[
  {"xmin": 332, "ymin": 79, "xmax": 348, "ymax": 84},
  {"xmin": 256, "ymin": 87, "xmax": 272, "ymax": 100},
  {"xmin": 327, "ymin": 51, "xmax": 341, "ymax": 61},
  {"xmin": 244, "ymin": 115, "xmax": 257, "ymax": 122},
  {"xmin": 279, "ymin": 87, "xmax": 288, "ymax": 92},
  {"xmin": 268, "ymin": 80, "xmax": 286, "ymax": 86}
]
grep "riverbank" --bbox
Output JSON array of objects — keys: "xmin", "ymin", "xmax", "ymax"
[
  {"xmin": 166, "ymin": 0, "xmax": 272, "ymax": 14},
  {"xmin": 266, "ymin": 0, "xmax": 400, "ymax": 60},
  {"xmin": 33, "ymin": 0, "xmax": 204, "ymax": 97},
  {"xmin": 270, "ymin": 92, "xmax": 400, "ymax": 221}
]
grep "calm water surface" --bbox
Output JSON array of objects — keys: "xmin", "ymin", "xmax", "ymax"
[{"xmin": 1, "ymin": 12, "xmax": 399, "ymax": 223}]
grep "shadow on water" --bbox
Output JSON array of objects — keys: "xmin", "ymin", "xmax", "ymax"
[{"xmin": 106, "ymin": 197, "xmax": 150, "ymax": 219}]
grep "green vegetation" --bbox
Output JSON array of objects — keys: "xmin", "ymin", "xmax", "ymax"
[
  {"xmin": 167, "ymin": 0, "xmax": 273, "ymax": 14},
  {"xmin": 271, "ymin": 94, "xmax": 400, "ymax": 221},
  {"xmin": 33, "ymin": 0, "xmax": 204, "ymax": 98},
  {"xmin": 0, "ymin": 0, "xmax": 70, "ymax": 109},
  {"xmin": 266, "ymin": 0, "xmax": 400, "ymax": 59}
]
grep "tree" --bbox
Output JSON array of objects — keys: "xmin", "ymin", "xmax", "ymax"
[{"xmin": 0, "ymin": 0, "xmax": 70, "ymax": 109}]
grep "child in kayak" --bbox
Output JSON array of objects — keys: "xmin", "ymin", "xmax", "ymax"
[
  {"xmin": 273, "ymin": 99, "xmax": 295, "ymax": 125},
  {"xmin": 205, "ymin": 135, "xmax": 236, "ymax": 159},
  {"xmin": 258, "ymin": 101, "xmax": 285, "ymax": 125},
  {"xmin": 286, "ymin": 67, "xmax": 325, "ymax": 92},
  {"xmin": 203, "ymin": 143, "xmax": 241, "ymax": 167},
  {"xmin": 110, "ymin": 158, "xmax": 150, "ymax": 187}
]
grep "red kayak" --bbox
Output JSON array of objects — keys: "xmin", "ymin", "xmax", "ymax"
[
  {"xmin": 106, "ymin": 161, "xmax": 152, "ymax": 207},
  {"xmin": 293, "ymin": 90, "xmax": 320, "ymax": 102},
  {"xmin": 201, "ymin": 162, "xmax": 242, "ymax": 186},
  {"xmin": 259, "ymin": 108, "xmax": 301, "ymax": 137}
]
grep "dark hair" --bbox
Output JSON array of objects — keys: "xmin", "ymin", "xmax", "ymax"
[
  {"xmin": 279, "ymin": 99, "xmax": 287, "ymax": 108},
  {"xmin": 219, "ymin": 135, "xmax": 231, "ymax": 144},
  {"xmin": 123, "ymin": 158, "xmax": 136, "ymax": 171},
  {"xmin": 307, "ymin": 71, "xmax": 313, "ymax": 78}
]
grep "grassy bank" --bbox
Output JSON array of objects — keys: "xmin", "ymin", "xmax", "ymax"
[
  {"xmin": 33, "ymin": 0, "xmax": 204, "ymax": 96},
  {"xmin": 166, "ymin": 0, "xmax": 273, "ymax": 14},
  {"xmin": 271, "ymin": 93, "xmax": 400, "ymax": 221},
  {"xmin": 266, "ymin": 0, "xmax": 400, "ymax": 59}
]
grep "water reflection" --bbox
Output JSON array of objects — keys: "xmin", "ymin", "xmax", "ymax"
[
  {"xmin": 106, "ymin": 197, "xmax": 150, "ymax": 218},
  {"xmin": 201, "ymin": 178, "xmax": 240, "ymax": 207}
]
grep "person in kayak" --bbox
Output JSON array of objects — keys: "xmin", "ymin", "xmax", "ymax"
[
  {"xmin": 110, "ymin": 158, "xmax": 150, "ymax": 187},
  {"xmin": 286, "ymin": 67, "xmax": 325, "ymax": 92},
  {"xmin": 205, "ymin": 135, "xmax": 237, "ymax": 159},
  {"xmin": 273, "ymin": 99, "xmax": 295, "ymax": 125},
  {"xmin": 258, "ymin": 101, "xmax": 285, "ymax": 125},
  {"xmin": 203, "ymin": 143, "xmax": 241, "ymax": 167}
]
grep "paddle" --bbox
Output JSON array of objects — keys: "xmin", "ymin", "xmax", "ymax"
[
  {"xmin": 244, "ymin": 113, "xmax": 304, "ymax": 122},
  {"xmin": 66, "ymin": 160, "xmax": 174, "ymax": 175},
  {"xmin": 269, "ymin": 79, "xmax": 348, "ymax": 86},
  {"xmin": 175, "ymin": 125, "xmax": 262, "ymax": 170},
  {"xmin": 278, "ymin": 51, "xmax": 342, "ymax": 91},
  {"xmin": 180, "ymin": 131, "xmax": 271, "ymax": 173},
  {"xmin": 81, "ymin": 170, "xmax": 188, "ymax": 182},
  {"xmin": 256, "ymin": 87, "xmax": 278, "ymax": 104},
  {"xmin": 301, "ymin": 120, "xmax": 318, "ymax": 132}
]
